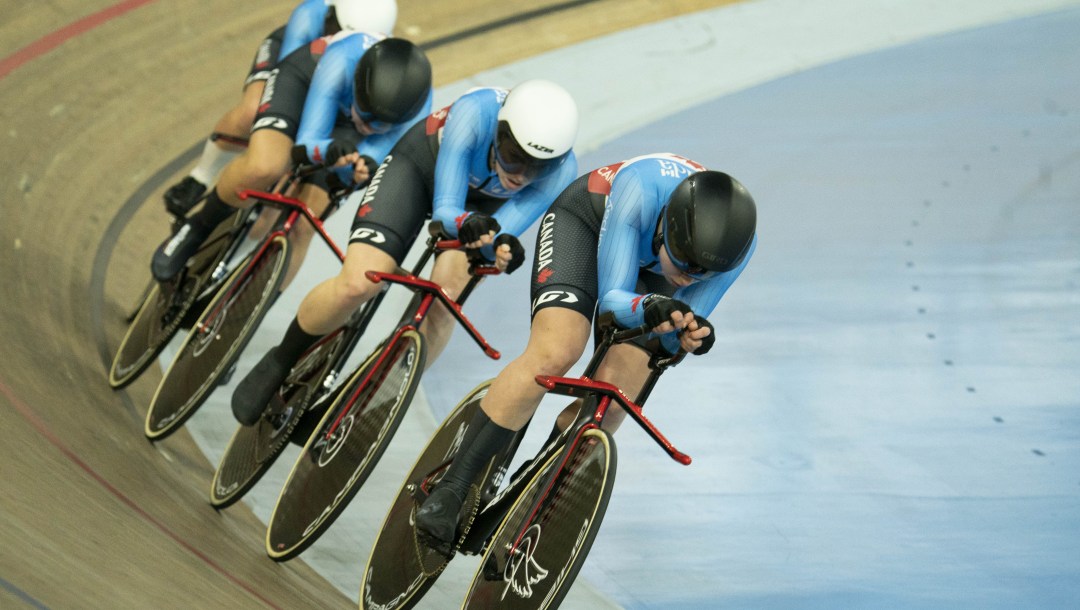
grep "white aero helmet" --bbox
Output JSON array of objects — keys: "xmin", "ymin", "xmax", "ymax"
[
  {"xmin": 333, "ymin": 0, "xmax": 398, "ymax": 35},
  {"xmin": 494, "ymin": 79, "xmax": 578, "ymax": 180}
]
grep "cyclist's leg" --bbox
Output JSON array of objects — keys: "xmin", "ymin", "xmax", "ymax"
[
  {"xmin": 165, "ymin": 27, "xmax": 283, "ymax": 216},
  {"xmin": 279, "ymin": 181, "xmax": 331, "ymax": 289},
  {"xmin": 482, "ymin": 174, "xmax": 601, "ymax": 432},
  {"xmin": 197, "ymin": 25, "xmax": 286, "ymax": 190},
  {"xmin": 152, "ymin": 129, "xmax": 292, "ymax": 281},
  {"xmin": 416, "ymin": 249, "xmax": 472, "ymax": 368},
  {"xmin": 233, "ymin": 134, "xmax": 430, "ymax": 423},
  {"xmin": 212, "ymin": 39, "xmax": 317, "ymax": 212},
  {"xmin": 231, "ymin": 242, "xmax": 395, "ymax": 425},
  {"xmin": 415, "ymin": 307, "xmax": 591, "ymax": 547},
  {"xmin": 589, "ymin": 343, "xmax": 653, "ymax": 431},
  {"xmin": 416, "ymin": 175, "xmax": 602, "ymax": 546},
  {"xmin": 213, "ymin": 129, "xmax": 294, "ymax": 208},
  {"xmin": 297, "ymin": 242, "xmax": 397, "ymax": 334},
  {"xmin": 187, "ymin": 82, "xmax": 262, "ymax": 187},
  {"xmin": 481, "ymin": 308, "xmax": 592, "ymax": 430}
]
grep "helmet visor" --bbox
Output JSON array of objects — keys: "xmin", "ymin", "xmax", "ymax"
[
  {"xmin": 352, "ymin": 101, "xmax": 394, "ymax": 134},
  {"xmin": 663, "ymin": 231, "xmax": 717, "ymax": 280},
  {"xmin": 494, "ymin": 121, "xmax": 565, "ymax": 182}
]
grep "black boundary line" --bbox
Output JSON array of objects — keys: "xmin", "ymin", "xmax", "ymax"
[
  {"xmin": 0, "ymin": 573, "xmax": 49, "ymax": 610},
  {"xmin": 417, "ymin": 0, "xmax": 603, "ymax": 50},
  {"xmin": 89, "ymin": 0, "xmax": 606, "ymax": 383}
]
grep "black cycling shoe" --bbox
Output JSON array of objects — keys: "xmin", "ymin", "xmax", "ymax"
[
  {"xmin": 415, "ymin": 486, "xmax": 465, "ymax": 556},
  {"xmin": 232, "ymin": 348, "xmax": 292, "ymax": 426},
  {"xmin": 151, "ymin": 221, "xmax": 212, "ymax": 282},
  {"xmin": 163, "ymin": 176, "xmax": 207, "ymax": 217}
]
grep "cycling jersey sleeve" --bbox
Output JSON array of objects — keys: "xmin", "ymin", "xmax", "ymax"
[
  {"xmin": 597, "ymin": 172, "xmax": 652, "ymax": 328},
  {"xmin": 656, "ymin": 235, "xmax": 756, "ymax": 353},
  {"xmin": 296, "ymin": 44, "xmax": 352, "ymax": 163},
  {"xmin": 354, "ymin": 89, "xmax": 433, "ymax": 164},
  {"xmin": 430, "ymin": 97, "xmax": 486, "ymax": 238},
  {"xmin": 490, "ymin": 153, "xmax": 578, "ymax": 240},
  {"xmin": 281, "ymin": 0, "xmax": 327, "ymax": 58}
]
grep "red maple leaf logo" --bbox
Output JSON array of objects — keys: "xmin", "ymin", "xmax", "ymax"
[
  {"xmin": 630, "ymin": 295, "xmax": 646, "ymax": 313},
  {"xmin": 357, "ymin": 204, "xmax": 373, "ymax": 217},
  {"xmin": 537, "ymin": 268, "xmax": 554, "ymax": 283}
]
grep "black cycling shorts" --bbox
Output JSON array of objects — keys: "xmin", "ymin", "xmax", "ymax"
[
  {"xmin": 244, "ymin": 25, "xmax": 286, "ymax": 86},
  {"xmin": 529, "ymin": 173, "xmax": 675, "ymax": 333},
  {"xmin": 348, "ymin": 121, "xmax": 504, "ymax": 262},
  {"xmin": 249, "ymin": 42, "xmax": 320, "ymax": 139}
]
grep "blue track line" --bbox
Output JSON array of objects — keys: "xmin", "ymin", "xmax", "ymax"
[{"xmin": 0, "ymin": 575, "xmax": 49, "ymax": 610}]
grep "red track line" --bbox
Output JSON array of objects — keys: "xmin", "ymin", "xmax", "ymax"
[
  {"xmin": 0, "ymin": 0, "xmax": 155, "ymax": 81},
  {"xmin": 0, "ymin": 378, "xmax": 284, "ymax": 610}
]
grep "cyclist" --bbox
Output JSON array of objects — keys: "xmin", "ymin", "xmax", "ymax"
[
  {"xmin": 162, "ymin": 0, "xmax": 398, "ymax": 217},
  {"xmin": 150, "ymin": 33, "xmax": 433, "ymax": 286},
  {"xmin": 230, "ymin": 80, "xmax": 581, "ymax": 426},
  {"xmin": 413, "ymin": 154, "xmax": 758, "ymax": 550}
]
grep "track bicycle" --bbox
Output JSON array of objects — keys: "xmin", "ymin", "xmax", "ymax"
[
  {"xmin": 208, "ymin": 222, "xmax": 495, "ymax": 509},
  {"xmin": 261, "ymin": 226, "xmax": 502, "ymax": 561},
  {"xmin": 144, "ymin": 165, "xmax": 349, "ymax": 440},
  {"xmin": 108, "ymin": 207, "xmax": 258, "ymax": 389},
  {"xmin": 361, "ymin": 314, "xmax": 689, "ymax": 610},
  {"xmin": 108, "ymin": 133, "xmax": 252, "ymax": 389}
]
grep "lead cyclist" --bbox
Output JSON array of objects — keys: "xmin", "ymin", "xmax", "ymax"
[{"xmin": 413, "ymin": 154, "xmax": 759, "ymax": 548}]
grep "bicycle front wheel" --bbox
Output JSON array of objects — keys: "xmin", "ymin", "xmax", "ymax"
[
  {"xmin": 108, "ymin": 277, "xmax": 198, "ymax": 389},
  {"xmin": 145, "ymin": 234, "xmax": 290, "ymax": 440},
  {"xmin": 360, "ymin": 379, "xmax": 505, "ymax": 610},
  {"xmin": 464, "ymin": 428, "xmax": 617, "ymax": 610},
  {"xmin": 209, "ymin": 329, "xmax": 351, "ymax": 508},
  {"xmin": 108, "ymin": 210, "xmax": 248, "ymax": 389},
  {"xmin": 266, "ymin": 330, "xmax": 426, "ymax": 561}
]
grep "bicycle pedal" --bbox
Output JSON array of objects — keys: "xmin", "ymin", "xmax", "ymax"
[{"xmin": 415, "ymin": 528, "xmax": 456, "ymax": 562}]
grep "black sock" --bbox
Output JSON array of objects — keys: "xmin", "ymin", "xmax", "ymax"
[
  {"xmin": 275, "ymin": 317, "xmax": 323, "ymax": 367},
  {"xmin": 188, "ymin": 188, "xmax": 237, "ymax": 232},
  {"xmin": 439, "ymin": 407, "xmax": 515, "ymax": 500}
]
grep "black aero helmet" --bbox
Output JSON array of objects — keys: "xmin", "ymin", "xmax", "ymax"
[
  {"xmin": 353, "ymin": 38, "xmax": 431, "ymax": 124},
  {"xmin": 662, "ymin": 171, "xmax": 757, "ymax": 275}
]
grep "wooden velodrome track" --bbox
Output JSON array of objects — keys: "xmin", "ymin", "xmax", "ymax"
[{"xmin": 0, "ymin": 1, "xmax": 733, "ymax": 607}]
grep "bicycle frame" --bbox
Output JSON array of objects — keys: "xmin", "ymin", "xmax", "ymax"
[
  {"xmin": 190, "ymin": 187, "xmax": 345, "ymax": 334},
  {"xmin": 321, "ymin": 258, "xmax": 502, "ymax": 440},
  {"xmin": 458, "ymin": 315, "xmax": 691, "ymax": 557}
]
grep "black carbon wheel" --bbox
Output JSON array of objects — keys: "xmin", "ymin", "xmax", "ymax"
[
  {"xmin": 266, "ymin": 330, "xmax": 426, "ymax": 561},
  {"xmin": 464, "ymin": 428, "xmax": 617, "ymax": 610},
  {"xmin": 144, "ymin": 234, "xmax": 289, "ymax": 440}
]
